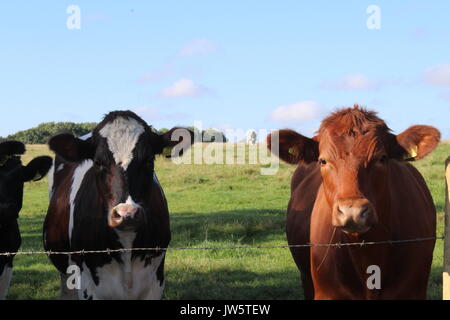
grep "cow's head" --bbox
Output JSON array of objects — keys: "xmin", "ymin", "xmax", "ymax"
[
  {"xmin": 49, "ymin": 111, "xmax": 194, "ymax": 231},
  {"xmin": 0, "ymin": 141, "xmax": 52, "ymax": 224},
  {"xmin": 268, "ymin": 105, "xmax": 440, "ymax": 234}
]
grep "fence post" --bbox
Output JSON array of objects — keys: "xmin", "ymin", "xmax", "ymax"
[{"xmin": 444, "ymin": 157, "xmax": 450, "ymax": 300}]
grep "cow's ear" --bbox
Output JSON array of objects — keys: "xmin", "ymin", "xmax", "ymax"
[
  {"xmin": 22, "ymin": 156, "xmax": 53, "ymax": 182},
  {"xmin": 391, "ymin": 125, "xmax": 441, "ymax": 161},
  {"xmin": 153, "ymin": 128, "xmax": 195, "ymax": 157},
  {"xmin": 267, "ymin": 129, "xmax": 319, "ymax": 164},
  {"xmin": 49, "ymin": 133, "xmax": 95, "ymax": 162},
  {"xmin": 0, "ymin": 141, "xmax": 25, "ymax": 156}
]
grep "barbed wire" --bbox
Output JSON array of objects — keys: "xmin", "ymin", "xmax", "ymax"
[{"xmin": 0, "ymin": 235, "xmax": 444, "ymax": 257}]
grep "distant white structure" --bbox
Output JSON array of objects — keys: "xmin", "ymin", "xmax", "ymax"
[
  {"xmin": 246, "ymin": 130, "xmax": 257, "ymax": 145},
  {"xmin": 79, "ymin": 132, "xmax": 92, "ymax": 141}
]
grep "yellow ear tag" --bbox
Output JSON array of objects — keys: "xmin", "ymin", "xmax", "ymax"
[
  {"xmin": 288, "ymin": 147, "xmax": 297, "ymax": 156},
  {"xmin": 33, "ymin": 173, "xmax": 42, "ymax": 181},
  {"xmin": 408, "ymin": 145, "xmax": 418, "ymax": 159}
]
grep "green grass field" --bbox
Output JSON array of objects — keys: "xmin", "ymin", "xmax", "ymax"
[{"xmin": 6, "ymin": 142, "xmax": 450, "ymax": 300}]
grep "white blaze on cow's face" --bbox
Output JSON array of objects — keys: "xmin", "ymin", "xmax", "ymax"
[{"xmin": 99, "ymin": 117, "xmax": 145, "ymax": 171}]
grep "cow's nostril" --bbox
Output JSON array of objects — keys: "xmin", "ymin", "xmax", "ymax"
[{"xmin": 113, "ymin": 210, "xmax": 121, "ymax": 219}]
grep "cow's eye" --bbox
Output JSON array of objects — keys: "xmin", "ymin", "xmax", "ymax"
[
  {"xmin": 379, "ymin": 155, "xmax": 388, "ymax": 163},
  {"xmin": 319, "ymin": 159, "xmax": 327, "ymax": 166},
  {"xmin": 94, "ymin": 160, "xmax": 105, "ymax": 170}
]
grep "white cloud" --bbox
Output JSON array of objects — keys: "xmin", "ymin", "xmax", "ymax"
[
  {"xmin": 160, "ymin": 78, "xmax": 210, "ymax": 98},
  {"xmin": 270, "ymin": 101, "xmax": 322, "ymax": 122},
  {"xmin": 178, "ymin": 38, "xmax": 218, "ymax": 57},
  {"xmin": 324, "ymin": 73, "xmax": 379, "ymax": 90},
  {"xmin": 423, "ymin": 64, "xmax": 450, "ymax": 86}
]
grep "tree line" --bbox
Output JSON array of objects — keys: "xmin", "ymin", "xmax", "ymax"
[{"xmin": 1, "ymin": 122, "xmax": 227, "ymax": 144}]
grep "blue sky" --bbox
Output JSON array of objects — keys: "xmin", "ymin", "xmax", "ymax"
[{"xmin": 1, "ymin": 1, "xmax": 450, "ymax": 139}]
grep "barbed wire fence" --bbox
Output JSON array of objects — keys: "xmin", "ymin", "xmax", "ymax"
[{"xmin": 0, "ymin": 235, "xmax": 444, "ymax": 257}]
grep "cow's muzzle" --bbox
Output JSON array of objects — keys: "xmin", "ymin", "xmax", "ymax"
[
  {"xmin": 331, "ymin": 198, "xmax": 378, "ymax": 234},
  {"xmin": 108, "ymin": 203, "xmax": 142, "ymax": 229}
]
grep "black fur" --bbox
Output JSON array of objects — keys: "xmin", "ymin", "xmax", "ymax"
[{"xmin": 0, "ymin": 141, "xmax": 51, "ymax": 297}]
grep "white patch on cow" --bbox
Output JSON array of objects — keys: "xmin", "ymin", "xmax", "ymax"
[
  {"xmin": 99, "ymin": 118, "xmax": 145, "ymax": 170},
  {"xmin": 48, "ymin": 161, "xmax": 66, "ymax": 200},
  {"xmin": 48, "ymin": 161, "xmax": 65, "ymax": 200},
  {"xmin": 0, "ymin": 267, "xmax": 13, "ymax": 300},
  {"xmin": 69, "ymin": 160, "xmax": 93, "ymax": 243},
  {"xmin": 47, "ymin": 158, "xmax": 55, "ymax": 200},
  {"xmin": 116, "ymin": 229, "xmax": 136, "ymax": 248},
  {"xmin": 75, "ymin": 224, "xmax": 166, "ymax": 300},
  {"xmin": 126, "ymin": 196, "xmax": 141, "ymax": 217},
  {"xmin": 78, "ymin": 252, "xmax": 165, "ymax": 300},
  {"xmin": 125, "ymin": 196, "xmax": 139, "ymax": 207},
  {"xmin": 115, "ymin": 229, "xmax": 136, "ymax": 290}
]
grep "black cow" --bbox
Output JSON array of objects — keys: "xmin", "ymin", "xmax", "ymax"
[
  {"xmin": 44, "ymin": 110, "xmax": 194, "ymax": 300},
  {"xmin": 0, "ymin": 141, "xmax": 52, "ymax": 299}
]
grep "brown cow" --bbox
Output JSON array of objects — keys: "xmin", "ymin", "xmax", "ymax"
[{"xmin": 268, "ymin": 105, "xmax": 440, "ymax": 300}]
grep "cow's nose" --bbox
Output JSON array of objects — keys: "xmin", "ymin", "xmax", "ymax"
[
  {"xmin": 115, "ymin": 204, "xmax": 138, "ymax": 219},
  {"xmin": 332, "ymin": 198, "xmax": 377, "ymax": 234},
  {"xmin": 109, "ymin": 203, "xmax": 140, "ymax": 228}
]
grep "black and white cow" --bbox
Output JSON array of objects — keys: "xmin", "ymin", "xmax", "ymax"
[
  {"xmin": 0, "ymin": 141, "xmax": 52, "ymax": 299},
  {"xmin": 44, "ymin": 111, "xmax": 193, "ymax": 300}
]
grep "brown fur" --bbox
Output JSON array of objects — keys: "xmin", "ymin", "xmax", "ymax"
[{"xmin": 43, "ymin": 157, "xmax": 76, "ymax": 272}]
